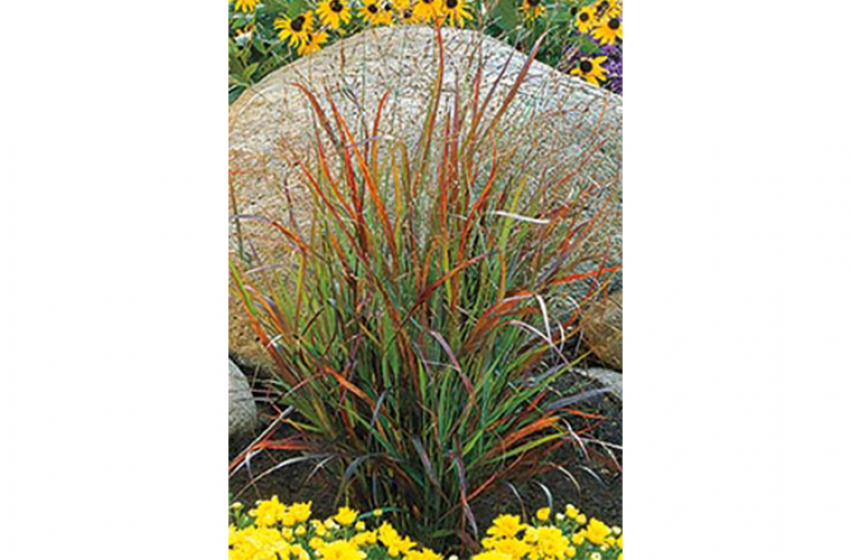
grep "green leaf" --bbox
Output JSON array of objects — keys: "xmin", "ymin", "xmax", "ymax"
[{"xmin": 492, "ymin": 0, "xmax": 518, "ymax": 32}]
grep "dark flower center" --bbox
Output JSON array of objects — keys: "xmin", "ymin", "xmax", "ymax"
[
  {"xmin": 528, "ymin": 0, "xmax": 540, "ymax": 6},
  {"xmin": 330, "ymin": 0, "xmax": 344, "ymax": 12},
  {"xmin": 423, "ymin": 0, "xmax": 433, "ymax": 4},
  {"xmin": 608, "ymin": 17, "xmax": 620, "ymax": 30},
  {"xmin": 384, "ymin": 2, "xmax": 392, "ymax": 10},
  {"xmin": 368, "ymin": 4, "xmax": 378, "ymax": 13},
  {"xmin": 291, "ymin": 16, "xmax": 305, "ymax": 31},
  {"xmin": 579, "ymin": 12, "xmax": 589, "ymax": 22},
  {"xmin": 446, "ymin": 0, "xmax": 458, "ymax": 8},
  {"xmin": 579, "ymin": 60, "xmax": 593, "ymax": 73},
  {"xmin": 403, "ymin": 9, "xmax": 412, "ymax": 18}
]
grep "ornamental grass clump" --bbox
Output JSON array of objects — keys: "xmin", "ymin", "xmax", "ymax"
[{"xmin": 231, "ymin": 27, "xmax": 619, "ymax": 551}]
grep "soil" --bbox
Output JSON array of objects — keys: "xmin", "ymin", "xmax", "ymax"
[{"xmin": 229, "ymin": 371, "xmax": 622, "ymax": 534}]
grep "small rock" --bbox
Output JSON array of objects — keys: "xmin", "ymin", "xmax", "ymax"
[
  {"xmin": 581, "ymin": 367, "xmax": 623, "ymax": 400},
  {"xmin": 229, "ymin": 359, "xmax": 257, "ymax": 436},
  {"xmin": 583, "ymin": 291, "xmax": 622, "ymax": 370}
]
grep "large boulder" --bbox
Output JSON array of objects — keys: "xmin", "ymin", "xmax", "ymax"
[
  {"xmin": 229, "ymin": 26, "xmax": 622, "ymax": 369},
  {"xmin": 229, "ymin": 359, "xmax": 257, "ymax": 436}
]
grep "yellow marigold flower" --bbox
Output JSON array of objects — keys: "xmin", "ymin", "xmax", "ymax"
[
  {"xmin": 521, "ymin": 0, "xmax": 545, "ymax": 22},
  {"xmin": 360, "ymin": 0, "xmax": 394, "ymax": 25},
  {"xmin": 317, "ymin": 0, "xmax": 352, "ymax": 30},
  {"xmin": 617, "ymin": 535, "xmax": 623, "ymax": 549},
  {"xmin": 378, "ymin": 522, "xmax": 401, "ymax": 543},
  {"xmin": 233, "ymin": 0, "xmax": 258, "ymax": 13},
  {"xmin": 591, "ymin": 15, "xmax": 622, "ymax": 46},
  {"xmin": 321, "ymin": 540, "xmax": 367, "ymax": 560},
  {"xmin": 355, "ymin": 521, "xmax": 366, "ymax": 531},
  {"xmin": 618, "ymin": 554, "xmax": 622, "ymax": 560},
  {"xmin": 487, "ymin": 515, "xmax": 526, "ymax": 539},
  {"xmin": 283, "ymin": 527, "xmax": 294, "ymax": 540},
  {"xmin": 584, "ymin": 518, "xmax": 612, "ymax": 545},
  {"xmin": 353, "ymin": 530, "xmax": 378, "ymax": 546},
  {"xmin": 373, "ymin": 509, "xmax": 384, "ymax": 517},
  {"xmin": 575, "ymin": 7, "xmax": 597, "ymax": 34},
  {"xmin": 316, "ymin": 524, "xmax": 328, "ymax": 537},
  {"xmin": 388, "ymin": 536, "xmax": 416, "ymax": 557},
  {"xmin": 525, "ymin": 527, "xmax": 570, "ymax": 560},
  {"xmin": 571, "ymin": 533, "xmax": 584, "ymax": 546},
  {"xmin": 488, "ymin": 537, "xmax": 531, "ymax": 560},
  {"xmin": 536, "ymin": 507, "xmax": 551, "ymax": 521},
  {"xmin": 231, "ymin": 502, "xmax": 244, "ymax": 510},
  {"xmin": 289, "ymin": 502, "xmax": 312, "ymax": 523},
  {"xmin": 566, "ymin": 548, "xmax": 576, "ymax": 559},
  {"xmin": 291, "ymin": 544, "xmax": 310, "ymax": 560},
  {"xmin": 282, "ymin": 510, "xmax": 297, "ymax": 527},
  {"xmin": 296, "ymin": 525, "xmax": 307, "ymax": 536},
  {"xmin": 441, "ymin": 0, "xmax": 473, "ymax": 27},
  {"xmin": 275, "ymin": 12, "xmax": 315, "ymax": 47},
  {"xmin": 576, "ymin": 514, "xmax": 587, "ymax": 526},
  {"xmin": 564, "ymin": 505, "xmax": 579, "ymax": 519},
  {"xmin": 250, "ymin": 496, "xmax": 286, "ymax": 527},
  {"xmin": 412, "ymin": 0, "xmax": 443, "ymax": 23},
  {"xmin": 471, "ymin": 552, "xmax": 513, "ymax": 560},
  {"xmin": 335, "ymin": 506, "xmax": 359, "ymax": 526},
  {"xmin": 406, "ymin": 548, "xmax": 444, "ymax": 560}
]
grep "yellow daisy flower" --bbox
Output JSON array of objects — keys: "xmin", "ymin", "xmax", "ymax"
[
  {"xmin": 233, "ymin": 0, "xmax": 258, "ymax": 13},
  {"xmin": 412, "ymin": 0, "xmax": 443, "ymax": 23},
  {"xmin": 442, "ymin": 0, "xmax": 473, "ymax": 27},
  {"xmin": 275, "ymin": 11, "xmax": 315, "ymax": 47},
  {"xmin": 535, "ymin": 507, "xmax": 551, "ymax": 521},
  {"xmin": 591, "ymin": 14, "xmax": 622, "ymax": 46},
  {"xmin": 570, "ymin": 56, "xmax": 608, "ymax": 87},
  {"xmin": 575, "ymin": 6, "xmax": 597, "ymax": 33},
  {"xmin": 317, "ymin": 0, "xmax": 352, "ymax": 30},
  {"xmin": 360, "ymin": 0, "xmax": 393, "ymax": 25},
  {"xmin": 521, "ymin": 0, "xmax": 545, "ymax": 22}
]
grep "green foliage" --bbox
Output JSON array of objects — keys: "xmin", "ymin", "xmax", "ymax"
[{"xmin": 231, "ymin": 27, "xmax": 619, "ymax": 551}]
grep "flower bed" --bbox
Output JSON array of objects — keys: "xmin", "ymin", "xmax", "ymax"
[
  {"xmin": 228, "ymin": 0, "xmax": 623, "ymax": 102},
  {"xmin": 230, "ymin": 499, "xmax": 623, "ymax": 560}
]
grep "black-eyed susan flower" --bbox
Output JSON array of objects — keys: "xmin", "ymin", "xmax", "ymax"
[
  {"xmin": 394, "ymin": 0, "xmax": 421, "ymax": 24},
  {"xmin": 570, "ymin": 56, "xmax": 608, "ymax": 86},
  {"xmin": 317, "ymin": 0, "xmax": 352, "ymax": 30},
  {"xmin": 575, "ymin": 6, "xmax": 597, "ymax": 33},
  {"xmin": 412, "ymin": 0, "xmax": 443, "ymax": 23},
  {"xmin": 275, "ymin": 11, "xmax": 315, "ymax": 47},
  {"xmin": 233, "ymin": 0, "xmax": 258, "ymax": 13},
  {"xmin": 594, "ymin": 0, "xmax": 622, "ymax": 18},
  {"xmin": 442, "ymin": 0, "xmax": 473, "ymax": 27},
  {"xmin": 591, "ymin": 14, "xmax": 622, "ymax": 46},
  {"xmin": 360, "ymin": 0, "xmax": 393, "ymax": 25},
  {"xmin": 521, "ymin": 0, "xmax": 546, "ymax": 22}
]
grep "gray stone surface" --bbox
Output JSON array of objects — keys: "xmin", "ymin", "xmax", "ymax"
[{"xmin": 229, "ymin": 359, "xmax": 257, "ymax": 436}]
